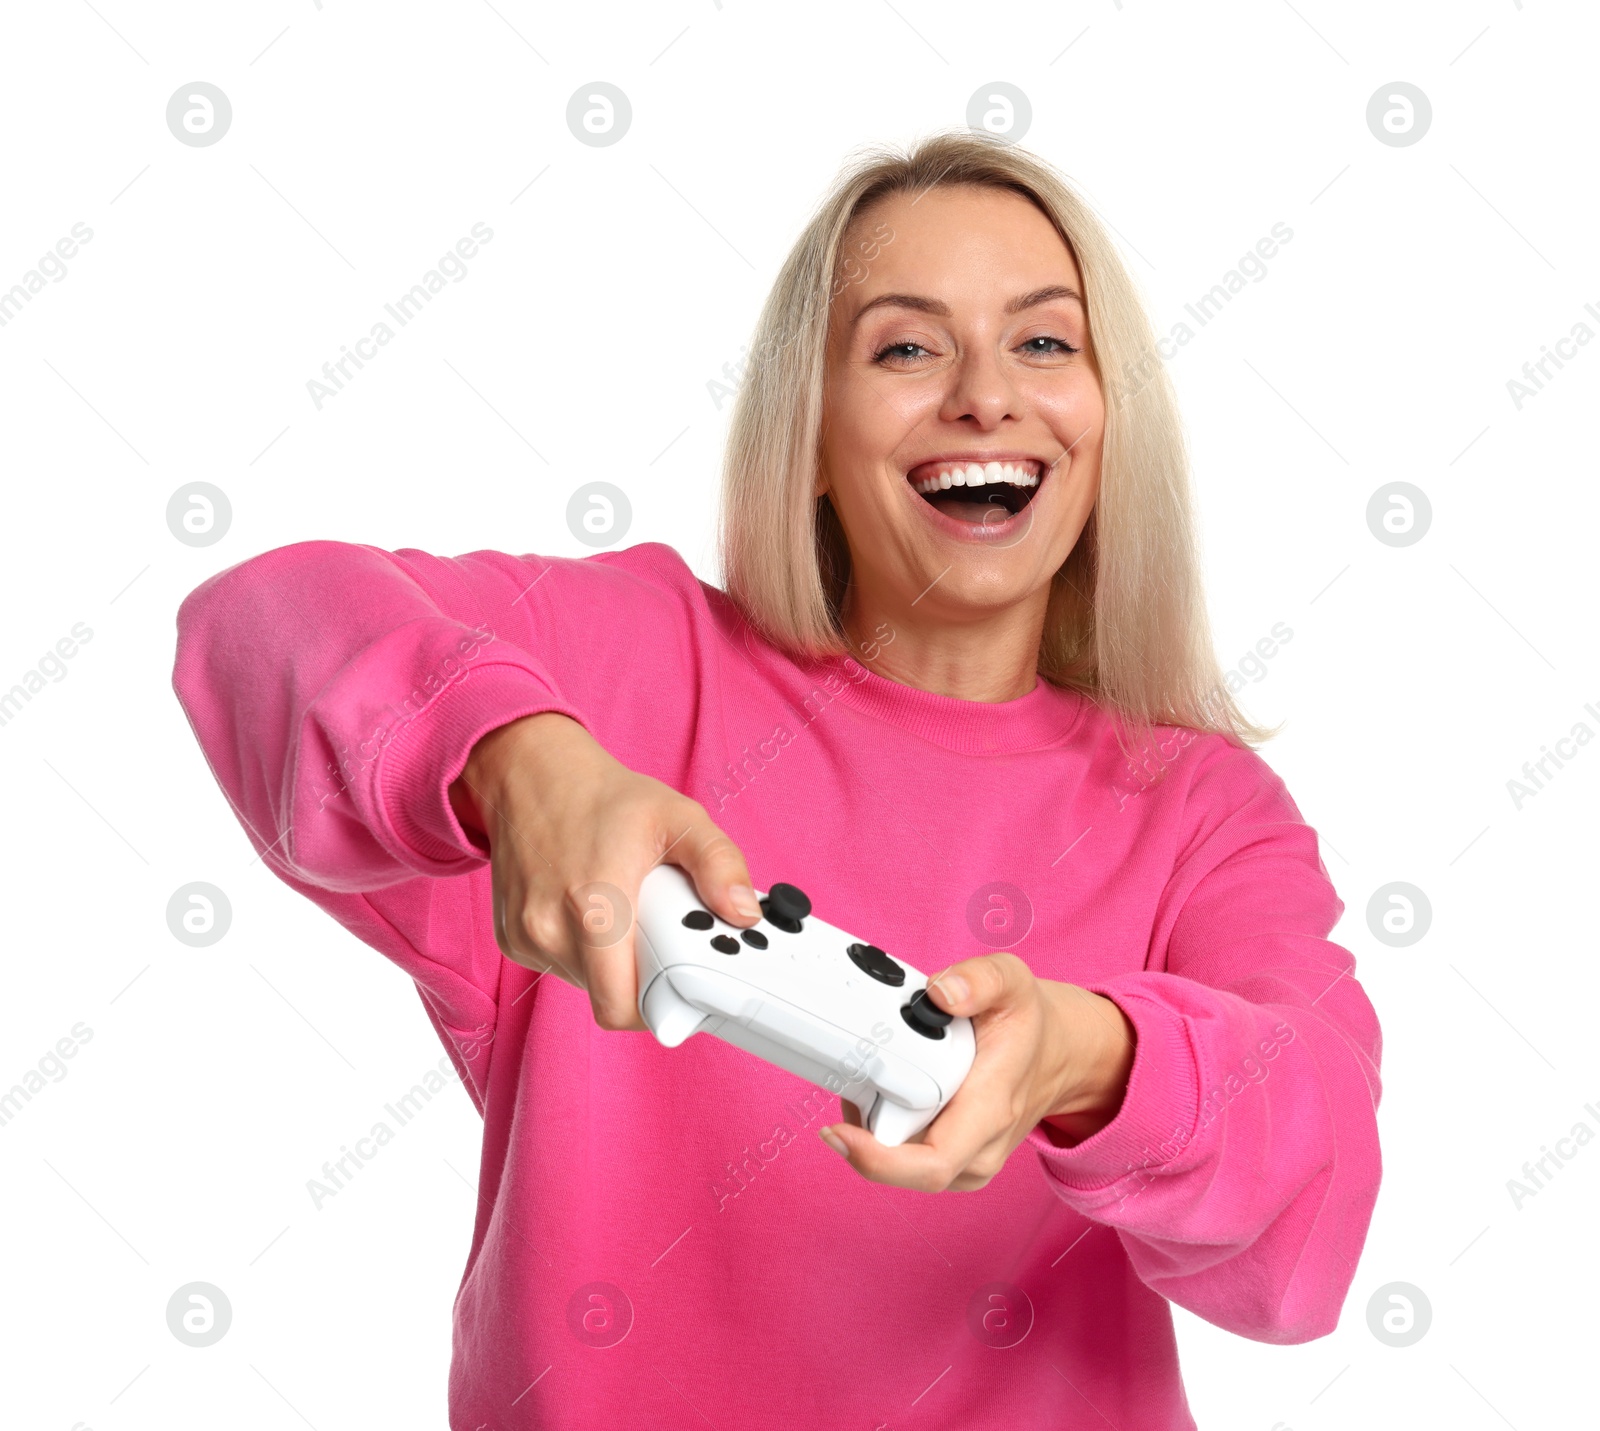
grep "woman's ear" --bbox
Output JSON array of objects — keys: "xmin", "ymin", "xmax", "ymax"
[{"xmin": 813, "ymin": 462, "xmax": 830, "ymax": 498}]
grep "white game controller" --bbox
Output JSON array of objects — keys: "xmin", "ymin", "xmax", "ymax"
[{"xmin": 634, "ymin": 864, "xmax": 976, "ymax": 1147}]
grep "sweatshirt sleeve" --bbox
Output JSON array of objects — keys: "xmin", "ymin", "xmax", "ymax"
[
  {"xmin": 171, "ymin": 540, "xmax": 597, "ymax": 893},
  {"xmin": 170, "ymin": 540, "xmax": 711, "ymax": 1023},
  {"xmin": 1023, "ymin": 736, "xmax": 1383, "ymax": 1344}
]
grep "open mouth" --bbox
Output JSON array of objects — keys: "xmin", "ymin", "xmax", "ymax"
[{"xmin": 905, "ymin": 458, "xmax": 1047, "ymax": 523}]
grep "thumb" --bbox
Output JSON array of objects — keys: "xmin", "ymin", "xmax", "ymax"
[
  {"xmin": 925, "ymin": 951, "xmax": 1032, "ymax": 1018},
  {"xmin": 664, "ymin": 802, "xmax": 761, "ymax": 927}
]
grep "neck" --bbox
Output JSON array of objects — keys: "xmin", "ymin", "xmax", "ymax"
[{"xmin": 840, "ymin": 586, "xmax": 1048, "ymax": 703}]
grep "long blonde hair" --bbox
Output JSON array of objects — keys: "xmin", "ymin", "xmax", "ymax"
[{"xmin": 717, "ymin": 129, "xmax": 1274, "ymax": 749}]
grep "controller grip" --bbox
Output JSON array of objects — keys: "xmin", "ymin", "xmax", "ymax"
[
  {"xmin": 867, "ymin": 1096, "xmax": 938, "ymax": 1149},
  {"xmin": 640, "ymin": 974, "xmax": 710, "ymax": 1048}
]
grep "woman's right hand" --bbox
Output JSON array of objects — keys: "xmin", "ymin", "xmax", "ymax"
[{"xmin": 447, "ymin": 711, "xmax": 760, "ymax": 1031}]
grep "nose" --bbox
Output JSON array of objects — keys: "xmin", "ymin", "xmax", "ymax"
[{"xmin": 937, "ymin": 343, "xmax": 1024, "ymax": 429}]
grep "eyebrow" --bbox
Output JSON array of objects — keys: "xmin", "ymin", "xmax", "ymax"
[{"xmin": 850, "ymin": 284, "xmax": 1083, "ymax": 326}]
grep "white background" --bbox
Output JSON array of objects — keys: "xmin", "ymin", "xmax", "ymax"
[{"xmin": 1, "ymin": 2, "xmax": 1594, "ymax": 1427}]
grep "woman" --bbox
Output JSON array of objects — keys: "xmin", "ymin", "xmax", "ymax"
[{"xmin": 173, "ymin": 131, "xmax": 1381, "ymax": 1429}]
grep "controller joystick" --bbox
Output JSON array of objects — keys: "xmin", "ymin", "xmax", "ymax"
[
  {"xmin": 760, "ymin": 882, "xmax": 812, "ymax": 933},
  {"xmin": 901, "ymin": 988, "xmax": 954, "ymax": 1039}
]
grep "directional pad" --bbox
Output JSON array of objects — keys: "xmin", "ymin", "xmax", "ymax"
[{"xmin": 847, "ymin": 942, "xmax": 905, "ymax": 987}]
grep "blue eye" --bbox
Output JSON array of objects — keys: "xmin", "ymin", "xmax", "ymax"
[
  {"xmin": 1021, "ymin": 336, "xmax": 1080, "ymax": 355},
  {"xmin": 873, "ymin": 336, "xmax": 1080, "ymax": 365},
  {"xmin": 873, "ymin": 341, "xmax": 928, "ymax": 364}
]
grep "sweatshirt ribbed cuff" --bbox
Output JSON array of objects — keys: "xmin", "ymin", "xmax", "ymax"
[
  {"xmin": 1025, "ymin": 978, "xmax": 1202, "ymax": 1197},
  {"xmin": 374, "ymin": 661, "xmax": 587, "ymax": 871}
]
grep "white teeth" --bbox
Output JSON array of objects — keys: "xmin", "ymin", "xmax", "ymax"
[{"xmin": 909, "ymin": 460, "xmax": 1043, "ymax": 495}]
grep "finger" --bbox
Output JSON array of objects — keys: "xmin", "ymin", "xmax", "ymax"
[
  {"xmin": 820, "ymin": 1071, "xmax": 1020, "ymax": 1191},
  {"xmin": 925, "ymin": 950, "xmax": 1034, "ymax": 1019},
  {"xmin": 903, "ymin": 1079, "xmax": 1023, "ymax": 1184},
  {"xmin": 500, "ymin": 885, "xmax": 585, "ymax": 986},
  {"xmin": 819, "ymin": 1112, "xmax": 971, "ymax": 1191},
  {"xmin": 819, "ymin": 983, "xmax": 1039, "ymax": 1189},
  {"xmin": 563, "ymin": 876, "xmax": 647, "ymax": 1032},
  {"xmin": 660, "ymin": 801, "xmax": 761, "ymax": 927}
]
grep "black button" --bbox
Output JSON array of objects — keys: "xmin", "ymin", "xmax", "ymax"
[
  {"xmin": 847, "ymin": 942, "xmax": 905, "ymax": 987},
  {"xmin": 740, "ymin": 929, "xmax": 768, "ymax": 949},
  {"xmin": 765, "ymin": 883, "xmax": 812, "ymax": 921},
  {"xmin": 761, "ymin": 883, "xmax": 811, "ymax": 932},
  {"xmin": 760, "ymin": 898, "xmax": 802, "ymax": 935},
  {"xmin": 901, "ymin": 989, "xmax": 952, "ymax": 1039},
  {"xmin": 710, "ymin": 935, "xmax": 740, "ymax": 955},
  {"xmin": 682, "ymin": 910, "xmax": 713, "ymax": 930}
]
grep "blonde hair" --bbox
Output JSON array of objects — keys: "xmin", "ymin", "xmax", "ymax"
[{"xmin": 717, "ymin": 129, "xmax": 1275, "ymax": 749}]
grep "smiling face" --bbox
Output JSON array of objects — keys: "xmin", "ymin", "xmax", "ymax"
[{"xmin": 819, "ymin": 183, "xmax": 1105, "ymax": 649}]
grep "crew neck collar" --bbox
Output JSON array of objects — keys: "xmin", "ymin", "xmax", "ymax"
[{"xmin": 795, "ymin": 650, "xmax": 1087, "ymax": 756}]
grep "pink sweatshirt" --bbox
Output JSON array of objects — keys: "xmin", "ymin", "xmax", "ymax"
[{"xmin": 171, "ymin": 539, "xmax": 1382, "ymax": 1430}]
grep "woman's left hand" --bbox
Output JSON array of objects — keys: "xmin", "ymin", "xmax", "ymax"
[{"xmin": 819, "ymin": 953, "xmax": 1137, "ymax": 1191}]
